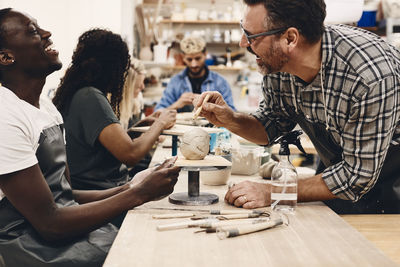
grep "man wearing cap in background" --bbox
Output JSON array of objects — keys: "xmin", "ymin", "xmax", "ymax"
[{"xmin": 155, "ymin": 36, "xmax": 236, "ymax": 113}]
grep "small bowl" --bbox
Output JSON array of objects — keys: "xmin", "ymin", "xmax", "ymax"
[
  {"xmin": 231, "ymin": 145, "xmax": 264, "ymax": 175},
  {"xmin": 201, "ymin": 168, "xmax": 231, "ymax": 185}
]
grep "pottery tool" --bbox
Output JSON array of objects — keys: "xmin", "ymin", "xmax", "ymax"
[
  {"xmin": 151, "ymin": 209, "xmax": 268, "ymax": 219},
  {"xmin": 210, "ymin": 209, "xmax": 268, "ymax": 216},
  {"xmin": 216, "ymin": 218, "xmax": 283, "ymax": 239},
  {"xmin": 196, "ymin": 218, "xmax": 271, "ymax": 233},
  {"xmin": 193, "ymin": 94, "xmax": 211, "ymax": 119},
  {"xmin": 148, "ymin": 207, "xmax": 268, "ymax": 215},
  {"xmin": 152, "ymin": 213, "xmax": 197, "ymax": 219},
  {"xmin": 190, "ymin": 212, "xmax": 267, "ymax": 220},
  {"xmin": 157, "ymin": 218, "xmax": 218, "ymax": 231}
]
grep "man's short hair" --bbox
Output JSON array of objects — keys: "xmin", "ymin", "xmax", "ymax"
[
  {"xmin": 180, "ymin": 36, "xmax": 206, "ymax": 54},
  {"xmin": 243, "ymin": 0, "xmax": 326, "ymax": 44}
]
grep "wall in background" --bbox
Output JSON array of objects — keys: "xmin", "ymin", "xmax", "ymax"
[{"xmin": 0, "ymin": 0, "xmax": 135, "ymax": 95}]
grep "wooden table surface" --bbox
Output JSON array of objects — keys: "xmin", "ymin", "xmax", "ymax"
[
  {"xmin": 103, "ymin": 145, "xmax": 398, "ymax": 267},
  {"xmin": 341, "ymin": 214, "xmax": 400, "ymax": 265}
]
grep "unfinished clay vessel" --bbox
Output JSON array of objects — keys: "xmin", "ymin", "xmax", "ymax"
[{"xmin": 180, "ymin": 128, "xmax": 210, "ymax": 160}]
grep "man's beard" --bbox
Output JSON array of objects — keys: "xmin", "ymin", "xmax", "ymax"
[
  {"xmin": 188, "ymin": 66, "xmax": 204, "ymax": 76},
  {"xmin": 254, "ymin": 44, "xmax": 288, "ymax": 75}
]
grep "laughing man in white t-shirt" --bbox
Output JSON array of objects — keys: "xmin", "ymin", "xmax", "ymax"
[{"xmin": 0, "ymin": 8, "xmax": 180, "ymax": 266}]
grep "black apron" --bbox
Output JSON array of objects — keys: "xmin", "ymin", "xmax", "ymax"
[
  {"xmin": 0, "ymin": 125, "xmax": 118, "ymax": 267},
  {"xmin": 288, "ymin": 107, "xmax": 400, "ymax": 214}
]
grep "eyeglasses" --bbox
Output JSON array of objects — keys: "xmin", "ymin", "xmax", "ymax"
[{"xmin": 240, "ymin": 20, "xmax": 287, "ymax": 45}]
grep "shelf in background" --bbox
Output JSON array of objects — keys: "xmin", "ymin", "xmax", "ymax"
[
  {"xmin": 206, "ymin": 42, "xmax": 241, "ymax": 47},
  {"xmin": 162, "ymin": 65, "xmax": 242, "ymax": 71},
  {"xmin": 142, "ymin": 61, "xmax": 241, "ymax": 71},
  {"xmin": 142, "ymin": 61, "xmax": 172, "ymax": 68},
  {"xmin": 159, "ymin": 19, "xmax": 239, "ymax": 25}
]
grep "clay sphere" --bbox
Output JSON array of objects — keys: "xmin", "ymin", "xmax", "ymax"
[{"xmin": 180, "ymin": 128, "xmax": 210, "ymax": 160}]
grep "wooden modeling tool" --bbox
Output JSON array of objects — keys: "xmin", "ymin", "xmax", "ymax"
[
  {"xmin": 193, "ymin": 94, "xmax": 211, "ymax": 119},
  {"xmin": 216, "ymin": 218, "xmax": 283, "ymax": 239}
]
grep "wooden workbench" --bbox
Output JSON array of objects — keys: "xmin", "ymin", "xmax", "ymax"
[
  {"xmin": 341, "ymin": 214, "xmax": 400, "ymax": 265},
  {"xmin": 103, "ymin": 145, "xmax": 398, "ymax": 267}
]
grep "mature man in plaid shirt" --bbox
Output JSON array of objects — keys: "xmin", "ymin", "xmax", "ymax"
[{"xmin": 195, "ymin": 0, "xmax": 400, "ymax": 214}]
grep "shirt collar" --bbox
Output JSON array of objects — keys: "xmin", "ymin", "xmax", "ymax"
[
  {"xmin": 300, "ymin": 25, "xmax": 335, "ymax": 93},
  {"xmin": 321, "ymin": 25, "xmax": 334, "ymax": 69}
]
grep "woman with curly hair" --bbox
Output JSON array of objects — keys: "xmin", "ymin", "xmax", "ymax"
[{"xmin": 53, "ymin": 29, "xmax": 176, "ymax": 192}]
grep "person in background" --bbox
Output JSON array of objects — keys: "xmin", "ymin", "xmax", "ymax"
[
  {"xmin": 119, "ymin": 58, "xmax": 150, "ymax": 129},
  {"xmin": 0, "ymin": 8, "xmax": 180, "ymax": 266},
  {"xmin": 118, "ymin": 58, "xmax": 162, "ymax": 175},
  {"xmin": 53, "ymin": 29, "xmax": 177, "ymax": 191},
  {"xmin": 155, "ymin": 35, "xmax": 236, "ymax": 112},
  {"xmin": 195, "ymin": 0, "xmax": 400, "ymax": 214}
]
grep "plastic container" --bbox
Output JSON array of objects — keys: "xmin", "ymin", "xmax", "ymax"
[
  {"xmin": 357, "ymin": 11, "xmax": 377, "ymax": 27},
  {"xmin": 269, "ymin": 130, "xmax": 304, "ymax": 213},
  {"xmin": 271, "ymin": 155, "xmax": 297, "ymax": 213},
  {"xmin": 325, "ymin": 0, "xmax": 363, "ymax": 24},
  {"xmin": 201, "ymin": 154, "xmax": 232, "ymax": 185},
  {"xmin": 231, "ymin": 145, "xmax": 264, "ymax": 175},
  {"xmin": 209, "ymin": 133, "xmax": 217, "ymax": 152},
  {"xmin": 357, "ymin": 0, "xmax": 380, "ymax": 27}
]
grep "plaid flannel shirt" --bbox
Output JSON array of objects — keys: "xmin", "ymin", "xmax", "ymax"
[{"xmin": 253, "ymin": 24, "xmax": 400, "ymax": 201}]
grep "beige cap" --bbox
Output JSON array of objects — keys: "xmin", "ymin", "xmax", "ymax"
[{"xmin": 180, "ymin": 36, "xmax": 206, "ymax": 54}]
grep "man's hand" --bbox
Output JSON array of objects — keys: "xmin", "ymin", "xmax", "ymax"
[
  {"xmin": 193, "ymin": 91, "xmax": 235, "ymax": 127},
  {"xmin": 172, "ymin": 92, "xmax": 199, "ymax": 109},
  {"xmin": 129, "ymin": 167, "xmax": 156, "ymax": 187},
  {"xmin": 225, "ymin": 181, "xmax": 270, "ymax": 209}
]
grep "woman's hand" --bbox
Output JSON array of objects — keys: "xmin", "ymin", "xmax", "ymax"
[
  {"xmin": 148, "ymin": 110, "xmax": 161, "ymax": 119},
  {"xmin": 157, "ymin": 109, "xmax": 177, "ymax": 129}
]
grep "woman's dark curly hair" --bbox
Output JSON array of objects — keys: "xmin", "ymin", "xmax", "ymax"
[{"xmin": 53, "ymin": 28, "xmax": 130, "ymax": 117}]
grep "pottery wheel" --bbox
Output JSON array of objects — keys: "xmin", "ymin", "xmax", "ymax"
[{"xmin": 168, "ymin": 166, "xmax": 228, "ymax": 205}]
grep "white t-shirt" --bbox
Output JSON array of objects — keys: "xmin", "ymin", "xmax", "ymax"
[{"xmin": 0, "ymin": 86, "xmax": 63, "ymax": 200}]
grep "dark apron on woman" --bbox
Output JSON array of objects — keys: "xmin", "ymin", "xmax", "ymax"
[
  {"xmin": 286, "ymin": 107, "xmax": 400, "ymax": 214},
  {"xmin": 0, "ymin": 125, "xmax": 118, "ymax": 267}
]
